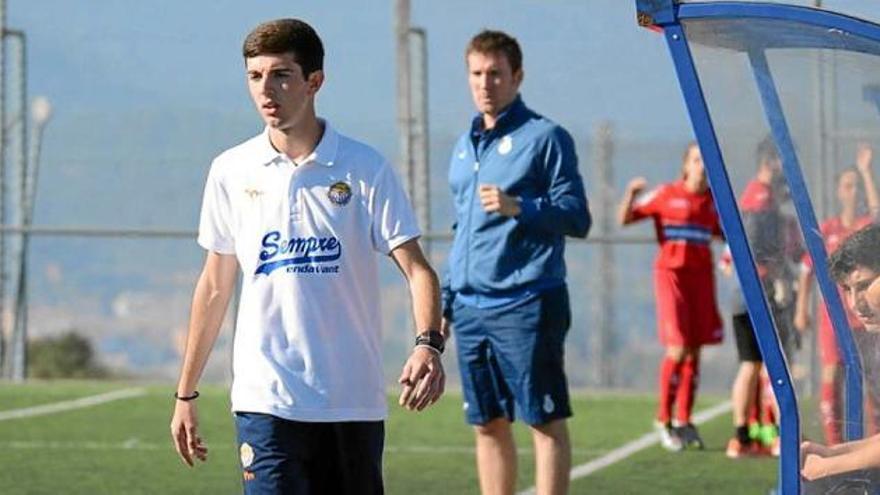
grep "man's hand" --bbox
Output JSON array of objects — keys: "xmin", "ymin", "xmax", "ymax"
[
  {"xmin": 801, "ymin": 440, "xmax": 833, "ymax": 458},
  {"xmin": 398, "ymin": 347, "xmax": 445, "ymax": 412},
  {"xmin": 479, "ymin": 184, "xmax": 521, "ymax": 217},
  {"xmin": 626, "ymin": 177, "xmax": 648, "ymax": 197},
  {"xmin": 170, "ymin": 400, "xmax": 208, "ymax": 467},
  {"xmin": 801, "ymin": 453, "xmax": 830, "ymax": 481},
  {"xmin": 857, "ymin": 142, "xmax": 874, "ymax": 175}
]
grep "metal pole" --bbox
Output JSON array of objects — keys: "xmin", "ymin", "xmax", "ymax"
[
  {"xmin": 808, "ymin": 9, "xmax": 825, "ymax": 399},
  {"xmin": 395, "ymin": 0, "xmax": 413, "ymax": 200},
  {"xmin": 0, "ymin": 0, "xmax": 8, "ymax": 379},
  {"xmin": 5, "ymin": 30, "xmax": 24, "ymax": 381},
  {"xmin": 591, "ymin": 122, "xmax": 614, "ymax": 387},
  {"xmin": 408, "ymin": 27, "xmax": 430, "ymax": 256}
]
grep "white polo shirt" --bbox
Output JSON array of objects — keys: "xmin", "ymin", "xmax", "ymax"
[{"xmin": 197, "ymin": 121, "xmax": 419, "ymax": 422}]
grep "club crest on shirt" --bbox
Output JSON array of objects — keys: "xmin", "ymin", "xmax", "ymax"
[
  {"xmin": 328, "ymin": 181, "xmax": 352, "ymax": 206},
  {"xmin": 498, "ymin": 135, "xmax": 513, "ymax": 155},
  {"xmin": 240, "ymin": 442, "xmax": 255, "ymax": 468},
  {"xmin": 244, "ymin": 188, "xmax": 264, "ymax": 200}
]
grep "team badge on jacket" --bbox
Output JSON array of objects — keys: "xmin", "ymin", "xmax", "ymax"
[
  {"xmin": 328, "ymin": 181, "xmax": 352, "ymax": 206},
  {"xmin": 498, "ymin": 135, "xmax": 513, "ymax": 155}
]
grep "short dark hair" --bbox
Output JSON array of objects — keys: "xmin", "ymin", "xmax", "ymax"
[
  {"xmin": 242, "ymin": 19, "xmax": 324, "ymax": 77},
  {"xmin": 828, "ymin": 223, "xmax": 880, "ymax": 283},
  {"xmin": 466, "ymin": 30, "xmax": 522, "ymax": 74},
  {"xmin": 756, "ymin": 136, "xmax": 779, "ymax": 167}
]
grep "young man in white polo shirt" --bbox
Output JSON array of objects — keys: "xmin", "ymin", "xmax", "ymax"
[{"xmin": 169, "ymin": 18, "xmax": 445, "ymax": 495}]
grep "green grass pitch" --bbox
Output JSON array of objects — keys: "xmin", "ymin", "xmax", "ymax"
[{"xmin": 0, "ymin": 381, "xmax": 778, "ymax": 494}]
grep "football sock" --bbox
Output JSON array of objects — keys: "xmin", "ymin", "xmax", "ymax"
[
  {"xmin": 657, "ymin": 356, "xmax": 682, "ymax": 424},
  {"xmin": 675, "ymin": 354, "xmax": 700, "ymax": 424},
  {"xmin": 735, "ymin": 425, "xmax": 751, "ymax": 445}
]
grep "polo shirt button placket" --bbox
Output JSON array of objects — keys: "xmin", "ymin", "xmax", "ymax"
[{"xmin": 287, "ymin": 161, "xmax": 302, "ymax": 223}]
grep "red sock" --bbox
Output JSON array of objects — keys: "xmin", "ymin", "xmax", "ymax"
[
  {"xmin": 761, "ymin": 374, "xmax": 776, "ymax": 425},
  {"xmin": 821, "ymin": 380, "xmax": 842, "ymax": 445},
  {"xmin": 675, "ymin": 355, "xmax": 700, "ymax": 424},
  {"xmin": 657, "ymin": 356, "xmax": 682, "ymax": 424}
]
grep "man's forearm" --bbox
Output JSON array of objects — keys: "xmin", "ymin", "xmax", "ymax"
[
  {"xmin": 177, "ymin": 263, "xmax": 236, "ymax": 394},
  {"xmin": 409, "ymin": 263, "xmax": 442, "ymax": 334},
  {"xmin": 824, "ymin": 435, "xmax": 880, "ymax": 476}
]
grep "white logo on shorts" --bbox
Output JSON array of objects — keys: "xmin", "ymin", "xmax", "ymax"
[
  {"xmin": 498, "ymin": 135, "xmax": 513, "ymax": 155},
  {"xmin": 240, "ymin": 442, "xmax": 255, "ymax": 468},
  {"xmin": 463, "ymin": 401, "xmax": 470, "ymax": 411},
  {"xmin": 543, "ymin": 394, "xmax": 555, "ymax": 414}
]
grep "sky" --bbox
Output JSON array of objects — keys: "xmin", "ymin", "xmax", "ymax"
[{"xmin": 10, "ymin": 0, "xmax": 880, "ymax": 376}]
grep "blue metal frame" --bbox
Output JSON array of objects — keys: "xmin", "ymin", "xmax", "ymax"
[
  {"xmin": 748, "ymin": 50, "xmax": 864, "ymax": 442},
  {"xmin": 635, "ymin": 0, "xmax": 880, "ymax": 493},
  {"xmin": 661, "ymin": 23, "xmax": 800, "ymax": 493}
]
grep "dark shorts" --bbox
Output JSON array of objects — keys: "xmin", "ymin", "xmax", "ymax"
[
  {"xmin": 733, "ymin": 312, "xmax": 763, "ymax": 363},
  {"xmin": 452, "ymin": 285, "xmax": 572, "ymax": 426},
  {"xmin": 234, "ymin": 412, "xmax": 384, "ymax": 495},
  {"xmin": 732, "ymin": 300, "xmax": 800, "ymax": 364}
]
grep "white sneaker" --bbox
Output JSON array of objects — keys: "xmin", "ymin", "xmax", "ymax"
[{"xmin": 654, "ymin": 421, "xmax": 684, "ymax": 452}]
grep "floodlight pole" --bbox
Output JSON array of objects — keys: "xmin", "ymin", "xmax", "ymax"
[
  {"xmin": 4, "ymin": 29, "xmax": 26, "ymax": 382},
  {"xmin": 408, "ymin": 27, "xmax": 430, "ymax": 256},
  {"xmin": 0, "ymin": 0, "xmax": 6, "ymax": 379},
  {"xmin": 395, "ymin": 0, "xmax": 413, "ymax": 199}
]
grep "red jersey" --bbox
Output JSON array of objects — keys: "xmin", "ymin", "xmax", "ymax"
[
  {"xmin": 802, "ymin": 215, "xmax": 874, "ymax": 333},
  {"xmin": 631, "ymin": 180, "xmax": 722, "ymax": 270}
]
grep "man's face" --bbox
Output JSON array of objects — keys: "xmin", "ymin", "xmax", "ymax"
[
  {"xmin": 840, "ymin": 265, "xmax": 880, "ymax": 330},
  {"xmin": 245, "ymin": 53, "xmax": 323, "ymax": 131},
  {"xmin": 466, "ymin": 50, "xmax": 522, "ymax": 119}
]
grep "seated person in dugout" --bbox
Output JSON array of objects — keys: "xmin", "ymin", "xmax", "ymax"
[{"xmin": 801, "ymin": 222, "xmax": 880, "ymax": 485}]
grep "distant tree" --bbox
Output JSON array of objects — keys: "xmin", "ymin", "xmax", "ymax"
[{"xmin": 27, "ymin": 331, "xmax": 109, "ymax": 379}]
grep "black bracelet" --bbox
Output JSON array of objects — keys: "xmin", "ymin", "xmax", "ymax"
[
  {"xmin": 174, "ymin": 391, "xmax": 200, "ymax": 401},
  {"xmin": 414, "ymin": 330, "xmax": 445, "ymax": 354}
]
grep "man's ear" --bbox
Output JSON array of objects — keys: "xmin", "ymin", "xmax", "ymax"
[{"xmin": 307, "ymin": 70, "xmax": 325, "ymax": 95}]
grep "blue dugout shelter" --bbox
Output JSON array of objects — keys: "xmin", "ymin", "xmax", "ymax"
[{"xmin": 636, "ymin": 1, "xmax": 880, "ymax": 493}]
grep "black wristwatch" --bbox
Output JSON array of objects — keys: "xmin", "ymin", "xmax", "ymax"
[{"xmin": 414, "ymin": 330, "xmax": 445, "ymax": 354}]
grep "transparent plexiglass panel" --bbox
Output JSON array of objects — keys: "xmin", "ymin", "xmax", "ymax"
[{"xmin": 684, "ymin": 15, "xmax": 880, "ymax": 492}]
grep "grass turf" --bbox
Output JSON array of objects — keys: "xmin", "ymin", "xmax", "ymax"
[{"xmin": 0, "ymin": 382, "xmax": 779, "ymax": 494}]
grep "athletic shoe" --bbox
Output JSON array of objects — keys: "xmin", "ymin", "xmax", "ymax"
[
  {"xmin": 726, "ymin": 438, "xmax": 749, "ymax": 459},
  {"xmin": 726, "ymin": 437, "xmax": 765, "ymax": 458},
  {"xmin": 654, "ymin": 421, "xmax": 684, "ymax": 452},
  {"xmin": 758, "ymin": 424, "xmax": 779, "ymax": 448},
  {"xmin": 674, "ymin": 422, "xmax": 706, "ymax": 450},
  {"xmin": 748, "ymin": 421, "xmax": 761, "ymax": 442}
]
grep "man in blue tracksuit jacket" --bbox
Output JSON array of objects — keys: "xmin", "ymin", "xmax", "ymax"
[{"xmin": 441, "ymin": 29, "xmax": 591, "ymax": 495}]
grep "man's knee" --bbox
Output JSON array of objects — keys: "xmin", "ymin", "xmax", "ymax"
[
  {"xmin": 475, "ymin": 417, "xmax": 512, "ymax": 438},
  {"xmin": 530, "ymin": 419, "xmax": 569, "ymax": 444},
  {"xmin": 666, "ymin": 346, "xmax": 686, "ymax": 362}
]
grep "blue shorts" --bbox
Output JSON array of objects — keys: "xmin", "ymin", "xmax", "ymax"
[
  {"xmin": 452, "ymin": 285, "xmax": 573, "ymax": 426},
  {"xmin": 234, "ymin": 412, "xmax": 384, "ymax": 495}
]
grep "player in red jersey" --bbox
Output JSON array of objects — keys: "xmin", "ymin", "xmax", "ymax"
[
  {"xmin": 618, "ymin": 142, "xmax": 723, "ymax": 452},
  {"xmin": 794, "ymin": 143, "xmax": 879, "ymax": 445}
]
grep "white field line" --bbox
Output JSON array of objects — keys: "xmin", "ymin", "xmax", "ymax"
[
  {"xmin": 0, "ymin": 440, "xmax": 607, "ymax": 457},
  {"xmin": 517, "ymin": 400, "xmax": 733, "ymax": 495},
  {"xmin": 0, "ymin": 387, "xmax": 146, "ymax": 421}
]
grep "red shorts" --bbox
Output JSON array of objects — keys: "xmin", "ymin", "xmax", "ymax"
[{"xmin": 654, "ymin": 267, "xmax": 723, "ymax": 347}]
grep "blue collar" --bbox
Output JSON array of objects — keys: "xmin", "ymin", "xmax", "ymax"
[{"xmin": 469, "ymin": 95, "xmax": 527, "ymax": 140}]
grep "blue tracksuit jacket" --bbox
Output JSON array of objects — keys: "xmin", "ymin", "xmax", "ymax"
[{"xmin": 442, "ymin": 96, "xmax": 591, "ymax": 316}]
